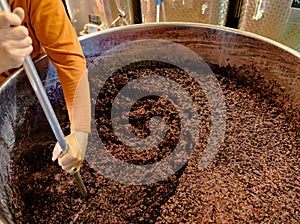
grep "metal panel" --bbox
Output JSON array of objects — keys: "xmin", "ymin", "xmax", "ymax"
[
  {"xmin": 238, "ymin": 0, "xmax": 297, "ymax": 49},
  {"xmin": 65, "ymin": 0, "xmax": 133, "ymax": 35},
  {"xmin": 140, "ymin": 0, "xmax": 229, "ymax": 25},
  {"xmin": 279, "ymin": 7, "xmax": 300, "ymax": 52}
]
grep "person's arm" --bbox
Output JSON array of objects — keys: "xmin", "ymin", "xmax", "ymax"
[
  {"xmin": 29, "ymin": 0, "xmax": 91, "ymax": 132},
  {"xmin": 0, "ymin": 8, "xmax": 32, "ymax": 73},
  {"xmin": 28, "ymin": 0, "xmax": 91, "ymax": 173}
]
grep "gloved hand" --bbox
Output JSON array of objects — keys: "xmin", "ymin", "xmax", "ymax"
[
  {"xmin": 52, "ymin": 131, "xmax": 89, "ymax": 175},
  {"xmin": 52, "ymin": 61, "xmax": 91, "ymax": 174},
  {"xmin": 0, "ymin": 8, "xmax": 33, "ymax": 73}
]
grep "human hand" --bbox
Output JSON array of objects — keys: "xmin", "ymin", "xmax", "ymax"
[
  {"xmin": 0, "ymin": 7, "xmax": 33, "ymax": 73},
  {"xmin": 52, "ymin": 131, "xmax": 88, "ymax": 175}
]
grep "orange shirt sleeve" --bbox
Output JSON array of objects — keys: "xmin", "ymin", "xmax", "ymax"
[
  {"xmin": 26, "ymin": 0, "xmax": 87, "ymax": 119},
  {"xmin": 9, "ymin": 0, "xmax": 90, "ymax": 132}
]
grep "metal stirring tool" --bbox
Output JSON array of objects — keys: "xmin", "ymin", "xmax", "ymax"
[
  {"xmin": 0, "ymin": 0, "xmax": 88, "ymax": 198},
  {"xmin": 156, "ymin": 0, "xmax": 166, "ymax": 23}
]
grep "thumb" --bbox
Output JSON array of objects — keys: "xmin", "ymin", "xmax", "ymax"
[
  {"xmin": 12, "ymin": 7, "xmax": 25, "ymax": 21},
  {"xmin": 52, "ymin": 142, "xmax": 63, "ymax": 161}
]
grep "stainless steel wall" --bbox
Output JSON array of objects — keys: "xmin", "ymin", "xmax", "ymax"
[
  {"xmin": 65, "ymin": 0, "xmax": 134, "ymax": 35},
  {"xmin": 64, "ymin": 0, "xmax": 299, "ymax": 52},
  {"xmin": 239, "ymin": 0, "xmax": 300, "ymax": 52},
  {"xmin": 140, "ymin": 0, "xmax": 229, "ymax": 25}
]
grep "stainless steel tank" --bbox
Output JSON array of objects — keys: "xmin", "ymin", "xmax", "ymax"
[
  {"xmin": 140, "ymin": 0, "xmax": 229, "ymax": 25},
  {"xmin": 239, "ymin": 0, "xmax": 300, "ymax": 52},
  {"xmin": 0, "ymin": 23, "xmax": 299, "ymax": 223},
  {"xmin": 65, "ymin": 0, "xmax": 134, "ymax": 35},
  {"xmin": 279, "ymin": 1, "xmax": 300, "ymax": 52}
]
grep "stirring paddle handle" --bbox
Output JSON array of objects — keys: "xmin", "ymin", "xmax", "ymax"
[{"xmin": 23, "ymin": 56, "xmax": 88, "ymax": 198}]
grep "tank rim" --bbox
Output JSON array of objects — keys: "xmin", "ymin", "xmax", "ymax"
[{"xmin": 78, "ymin": 22, "xmax": 300, "ymax": 59}]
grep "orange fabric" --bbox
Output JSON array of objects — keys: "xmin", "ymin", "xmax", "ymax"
[{"xmin": 7, "ymin": 0, "xmax": 90, "ymax": 132}]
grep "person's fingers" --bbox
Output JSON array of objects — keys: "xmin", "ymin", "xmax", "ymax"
[
  {"xmin": 3, "ymin": 42, "xmax": 32, "ymax": 55},
  {"xmin": 12, "ymin": 26, "xmax": 29, "ymax": 39},
  {"xmin": 0, "ymin": 12, "xmax": 22, "ymax": 28},
  {"xmin": 1, "ymin": 42, "xmax": 33, "ymax": 66},
  {"xmin": 2, "ymin": 38, "xmax": 32, "ymax": 54},
  {"xmin": 58, "ymin": 148, "xmax": 83, "ymax": 173},
  {"xmin": 6, "ymin": 36, "xmax": 32, "ymax": 48},
  {"xmin": 53, "ymin": 133, "xmax": 85, "ymax": 174},
  {"xmin": 2, "ymin": 51, "xmax": 25, "ymax": 68},
  {"xmin": 52, "ymin": 143, "xmax": 63, "ymax": 161},
  {"xmin": 12, "ymin": 7, "xmax": 25, "ymax": 21},
  {"xmin": 58, "ymin": 155, "xmax": 75, "ymax": 167},
  {"xmin": 58, "ymin": 156, "xmax": 81, "ymax": 172},
  {"xmin": 16, "ymin": 37, "xmax": 32, "ymax": 50},
  {"xmin": 0, "ymin": 26, "xmax": 29, "ymax": 40}
]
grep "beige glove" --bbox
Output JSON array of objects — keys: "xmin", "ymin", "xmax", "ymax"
[
  {"xmin": 0, "ymin": 8, "xmax": 33, "ymax": 73},
  {"xmin": 52, "ymin": 70, "xmax": 91, "ymax": 174},
  {"xmin": 52, "ymin": 131, "xmax": 88, "ymax": 174}
]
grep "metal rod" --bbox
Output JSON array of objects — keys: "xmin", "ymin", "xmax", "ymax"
[
  {"xmin": 74, "ymin": 171, "xmax": 88, "ymax": 198},
  {"xmin": 24, "ymin": 57, "xmax": 88, "ymax": 198},
  {"xmin": 0, "ymin": 0, "xmax": 9, "ymax": 11},
  {"xmin": 0, "ymin": 0, "xmax": 88, "ymax": 198},
  {"xmin": 156, "ymin": 0, "xmax": 161, "ymax": 22},
  {"xmin": 161, "ymin": 0, "xmax": 166, "ymax": 22},
  {"xmin": 24, "ymin": 57, "xmax": 68, "ymax": 152}
]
